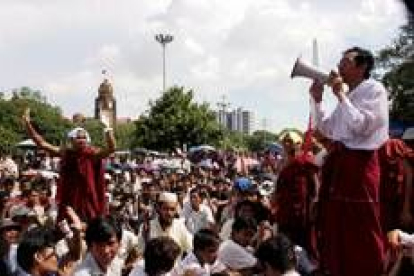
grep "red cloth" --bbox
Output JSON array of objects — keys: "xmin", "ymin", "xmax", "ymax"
[
  {"xmin": 56, "ymin": 147, "xmax": 107, "ymax": 221},
  {"xmin": 378, "ymin": 139, "xmax": 412, "ymax": 232},
  {"xmin": 274, "ymin": 156, "xmax": 319, "ymax": 257},
  {"xmin": 318, "ymin": 143, "xmax": 385, "ymax": 276}
]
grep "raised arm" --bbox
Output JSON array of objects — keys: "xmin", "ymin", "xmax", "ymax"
[
  {"xmin": 95, "ymin": 128, "xmax": 116, "ymax": 158},
  {"xmin": 22, "ymin": 108, "xmax": 61, "ymax": 156}
]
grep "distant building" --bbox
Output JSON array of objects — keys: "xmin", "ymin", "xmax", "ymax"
[
  {"xmin": 94, "ymin": 79, "xmax": 117, "ymax": 128},
  {"xmin": 117, "ymin": 117, "xmax": 133, "ymax": 124},
  {"xmin": 215, "ymin": 107, "xmax": 254, "ymax": 134}
]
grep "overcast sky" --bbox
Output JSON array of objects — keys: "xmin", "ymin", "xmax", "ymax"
[{"xmin": 0, "ymin": 0, "xmax": 408, "ymax": 132}]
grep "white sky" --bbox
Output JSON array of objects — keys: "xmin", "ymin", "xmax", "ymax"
[{"xmin": 0, "ymin": 0, "xmax": 408, "ymax": 132}]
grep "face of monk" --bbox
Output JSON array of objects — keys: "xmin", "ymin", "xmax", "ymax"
[
  {"xmin": 282, "ymin": 137, "xmax": 296, "ymax": 156},
  {"xmin": 72, "ymin": 129, "xmax": 88, "ymax": 149}
]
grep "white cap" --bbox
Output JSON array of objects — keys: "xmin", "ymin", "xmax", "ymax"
[
  {"xmin": 258, "ymin": 180, "xmax": 275, "ymax": 196},
  {"xmin": 67, "ymin": 127, "xmax": 91, "ymax": 143},
  {"xmin": 104, "ymin": 173, "xmax": 112, "ymax": 180},
  {"xmin": 158, "ymin": 192, "xmax": 178, "ymax": 203}
]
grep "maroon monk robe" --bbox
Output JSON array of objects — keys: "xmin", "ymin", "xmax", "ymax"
[
  {"xmin": 56, "ymin": 146, "xmax": 107, "ymax": 221},
  {"xmin": 274, "ymin": 155, "xmax": 319, "ymax": 259},
  {"xmin": 318, "ymin": 143, "xmax": 384, "ymax": 276},
  {"xmin": 378, "ymin": 139, "xmax": 412, "ymax": 232}
]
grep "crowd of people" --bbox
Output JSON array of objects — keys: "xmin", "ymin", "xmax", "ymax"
[{"xmin": 0, "ymin": 47, "xmax": 414, "ymax": 276}]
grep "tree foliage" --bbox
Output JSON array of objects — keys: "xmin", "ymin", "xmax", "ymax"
[
  {"xmin": 115, "ymin": 121, "xmax": 136, "ymax": 150},
  {"xmin": 219, "ymin": 130, "xmax": 248, "ymax": 151},
  {"xmin": 376, "ymin": 17, "xmax": 414, "ymax": 123},
  {"xmin": 245, "ymin": 130, "xmax": 278, "ymax": 152},
  {"xmin": 79, "ymin": 118, "xmax": 107, "ymax": 148},
  {"xmin": 0, "ymin": 87, "xmax": 72, "ymax": 152},
  {"xmin": 133, "ymin": 86, "xmax": 223, "ymax": 151}
]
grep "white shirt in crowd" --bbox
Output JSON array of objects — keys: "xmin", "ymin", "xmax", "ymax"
[
  {"xmin": 129, "ymin": 259, "xmax": 174, "ymax": 276},
  {"xmin": 181, "ymin": 203, "xmax": 215, "ymax": 234},
  {"xmin": 118, "ymin": 229, "xmax": 139, "ymax": 261},
  {"xmin": 136, "ymin": 217, "xmax": 193, "ymax": 255},
  {"xmin": 218, "ymin": 239, "xmax": 257, "ymax": 270},
  {"xmin": 315, "ymin": 79, "xmax": 388, "ymax": 150},
  {"xmin": 0, "ymin": 156, "xmax": 18, "ymax": 178},
  {"xmin": 397, "ymin": 230, "xmax": 414, "ymax": 247},
  {"xmin": 73, "ymin": 252, "xmax": 124, "ymax": 276},
  {"xmin": 219, "ymin": 218, "xmax": 234, "ymax": 241},
  {"xmin": 171, "ymin": 251, "xmax": 227, "ymax": 276},
  {"xmin": 282, "ymin": 270, "xmax": 301, "ymax": 276}
]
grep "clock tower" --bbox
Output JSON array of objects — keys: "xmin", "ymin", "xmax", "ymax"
[{"xmin": 94, "ymin": 78, "xmax": 117, "ymax": 128}]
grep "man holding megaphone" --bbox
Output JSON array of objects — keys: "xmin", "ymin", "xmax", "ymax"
[{"xmin": 308, "ymin": 47, "xmax": 388, "ymax": 276}]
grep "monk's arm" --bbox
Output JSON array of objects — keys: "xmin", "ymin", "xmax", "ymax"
[
  {"xmin": 95, "ymin": 129, "xmax": 116, "ymax": 158},
  {"xmin": 22, "ymin": 108, "xmax": 61, "ymax": 156}
]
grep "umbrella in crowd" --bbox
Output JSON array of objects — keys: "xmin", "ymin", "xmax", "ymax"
[
  {"xmin": 266, "ymin": 142, "xmax": 283, "ymax": 155},
  {"xmin": 188, "ymin": 144, "xmax": 216, "ymax": 154},
  {"xmin": 133, "ymin": 148, "xmax": 149, "ymax": 155},
  {"xmin": 15, "ymin": 139, "xmax": 37, "ymax": 149}
]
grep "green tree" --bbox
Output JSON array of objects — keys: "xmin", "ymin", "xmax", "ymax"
[
  {"xmin": 246, "ymin": 130, "xmax": 278, "ymax": 152},
  {"xmin": 0, "ymin": 125, "xmax": 19, "ymax": 153},
  {"xmin": 376, "ymin": 17, "xmax": 414, "ymax": 123},
  {"xmin": 220, "ymin": 130, "xmax": 248, "ymax": 151},
  {"xmin": 133, "ymin": 86, "xmax": 223, "ymax": 151},
  {"xmin": 0, "ymin": 87, "xmax": 72, "ymax": 150},
  {"xmin": 81, "ymin": 118, "xmax": 106, "ymax": 148},
  {"xmin": 115, "ymin": 121, "xmax": 136, "ymax": 150}
]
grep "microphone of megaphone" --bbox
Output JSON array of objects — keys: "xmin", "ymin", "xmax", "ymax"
[{"xmin": 291, "ymin": 57, "xmax": 329, "ymax": 84}]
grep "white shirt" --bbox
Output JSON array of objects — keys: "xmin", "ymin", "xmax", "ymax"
[
  {"xmin": 73, "ymin": 252, "xmax": 123, "ymax": 276},
  {"xmin": 129, "ymin": 259, "xmax": 173, "ymax": 276},
  {"xmin": 218, "ymin": 239, "xmax": 257, "ymax": 270},
  {"xmin": 219, "ymin": 218, "xmax": 234, "ymax": 241},
  {"xmin": 171, "ymin": 251, "xmax": 227, "ymax": 276},
  {"xmin": 398, "ymin": 230, "xmax": 414, "ymax": 247},
  {"xmin": 118, "ymin": 229, "xmax": 139, "ymax": 261},
  {"xmin": 315, "ymin": 79, "xmax": 388, "ymax": 150},
  {"xmin": 129, "ymin": 260, "xmax": 147, "ymax": 276},
  {"xmin": 137, "ymin": 217, "xmax": 193, "ymax": 255},
  {"xmin": 0, "ymin": 157, "xmax": 18, "ymax": 177},
  {"xmin": 182, "ymin": 203, "xmax": 215, "ymax": 234},
  {"xmin": 282, "ymin": 270, "xmax": 301, "ymax": 276}
]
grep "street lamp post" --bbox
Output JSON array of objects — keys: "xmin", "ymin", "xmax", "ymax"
[{"xmin": 155, "ymin": 33, "xmax": 174, "ymax": 92}]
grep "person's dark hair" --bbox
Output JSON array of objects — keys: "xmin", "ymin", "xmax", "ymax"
[
  {"xmin": 232, "ymin": 216, "xmax": 257, "ymax": 233},
  {"xmin": 144, "ymin": 237, "xmax": 181, "ymax": 275},
  {"xmin": 211, "ymin": 273, "xmax": 231, "ymax": 276},
  {"xmin": 255, "ymin": 234, "xmax": 296, "ymax": 273},
  {"xmin": 17, "ymin": 226, "xmax": 56, "ymax": 273},
  {"xmin": 234, "ymin": 200, "xmax": 257, "ymax": 218},
  {"xmin": 193, "ymin": 228, "xmax": 221, "ymax": 252},
  {"xmin": 189, "ymin": 187, "xmax": 201, "ymax": 196},
  {"xmin": 344, "ymin": 46, "xmax": 374, "ymax": 79},
  {"xmin": 85, "ymin": 215, "xmax": 122, "ymax": 247}
]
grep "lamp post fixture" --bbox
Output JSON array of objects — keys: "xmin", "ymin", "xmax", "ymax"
[{"xmin": 155, "ymin": 33, "xmax": 174, "ymax": 92}]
